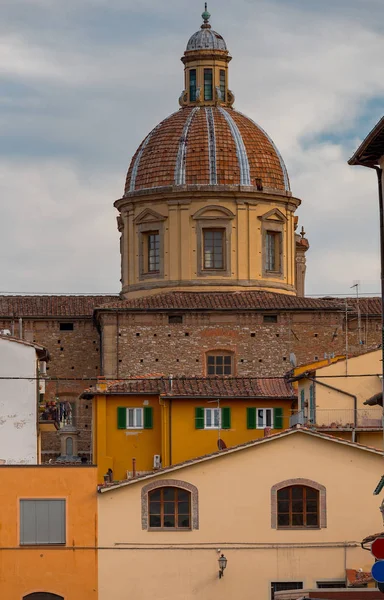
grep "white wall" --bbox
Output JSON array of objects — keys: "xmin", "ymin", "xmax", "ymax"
[{"xmin": 0, "ymin": 338, "xmax": 38, "ymax": 464}]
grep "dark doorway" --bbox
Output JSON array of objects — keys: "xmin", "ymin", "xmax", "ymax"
[{"xmin": 23, "ymin": 594, "xmax": 64, "ymax": 600}]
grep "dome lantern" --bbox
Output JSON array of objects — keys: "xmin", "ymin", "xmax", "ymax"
[{"xmin": 180, "ymin": 5, "xmax": 234, "ymax": 108}]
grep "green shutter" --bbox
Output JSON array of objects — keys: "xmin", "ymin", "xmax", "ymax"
[
  {"xmin": 117, "ymin": 407, "xmax": 127, "ymax": 429},
  {"xmin": 195, "ymin": 407, "xmax": 204, "ymax": 429},
  {"xmin": 144, "ymin": 406, "xmax": 153, "ymax": 429},
  {"xmin": 247, "ymin": 407, "xmax": 256, "ymax": 429},
  {"xmin": 221, "ymin": 407, "xmax": 231, "ymax": 430},
  {"xmin": 274, "ymin": 408, "xmax": 284, "ymax": 430}
]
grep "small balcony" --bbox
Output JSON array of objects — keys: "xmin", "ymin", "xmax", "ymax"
[
  {"xmin": 290, "ymin": 408, "xmax": 382, "ymax": 431},
  {"xmin": 39, "ymin": 401, "xmax": 60, "ymax": 432}
]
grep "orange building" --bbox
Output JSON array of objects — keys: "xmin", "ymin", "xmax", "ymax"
[
  {"xmin": 82, "ymin": 376, "xmax": 296, "ymax": 482},
  {"xmin": 0, "ymin": 465, "xmax": 98, "ymax": 600}
]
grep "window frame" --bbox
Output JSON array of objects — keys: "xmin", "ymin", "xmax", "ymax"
[
  {"xmin": 259, "ymin": 209, "xmax": 286, "ymax": 280},
  {"xmin": 148, "ymin": 486, "xmax": 192, "ymax": 531},
  {"xmin": 206, "ymin": 351, "xmax": 234, "ymax": 376},
  {"xmin": 256, "ymin": 408, "xmax": 274, "ymax": 429},
  {"xmin": 277, "ymin": 485, "xmax": 320, "ymax": 529},
  {"xmin": 204, "ymin": 68, "xmax": 213, "ymax": 101},
  {"xmin": 189, "ymin": 69, "xmax": 197, "ymax": 102},
  {"xmin": 265, "ymin": 230, "xmax": 282, "ymax": 273},
  {"xmin": 220, "ymin": 69, "xmax": 226, "ymax": 102},
  {"xmin": 271, "ymin": 582, "xmax": 303, "ymax": 600},
  {"xmin": 126, "ymin": 407, "xmax": 144, "ymax": 429},
  {"xmin": 20, "ymin": 499, "xmax": 66, "ymax": 546},
  {"xmin": 203, "ymin": 228, "xmax": 225, "ymax": 271},
  {"xmin": 204, "ymin": 407, "xmax": 221, "ymax": 430},
  {"xmin": 137, "ymin": 216, "xmax": 165, "ymax": 281}
]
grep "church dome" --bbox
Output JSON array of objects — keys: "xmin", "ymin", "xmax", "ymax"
[
  {"xmin": 186, "ymin": 28, "xmax": 227, "ymax": 52},
  {"xmin": 125, "ymin": 106, "xmax": 290, "ymax": 196}
]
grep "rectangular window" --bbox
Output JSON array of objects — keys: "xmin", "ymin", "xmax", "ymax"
[
  {"xmin": 263, "ymin": 314, "xmax": 278, "ymax": 323},
  {"xmin": 220, "ymin": 69, "xmax": 226, "ymax": 101},
  {"xmin": 204, "ymin": 407, "xmax": 221, "ymax": 429},
  {"xmin": 20, "ymin": 499, "xmax": 66, "ymax": 545},
  {"xmin": 271, "ymin": 582, "xmax": 303, "ymax": 600},
  {"xmin": 146, "ymin": 232, "xmax": 160, "ymax": 273},
  {"xmin": 127, "ymin": 408, "xmax": 143, "ymax": 429},
  {"xmin": 265, "ymin": 231, "xmax": 281, "ymax": 272},
  {"xmin": 59, "ymin": 322, "xmax": 74, "ymax": 331},
  {"xmin": 204, "ymin": 68, "xmax": 213, "ymax": 101},
  {"xmin": 203, "ymin": 229, "xmax": 224, "ymax": 270},
  {"xmin": 317, "ymin": 581, "xmax": 346, "ymax": 588},
  {"xmin": 257, "ymin": 408, "xmax": 273, "ymax": 429},
  {"xmin": 189, "ymin": 69, "xmax": 197, "ymax": 102},
  {"xmin": 207, "ymin": 354, "xmax": 232, "ymax": 375}
]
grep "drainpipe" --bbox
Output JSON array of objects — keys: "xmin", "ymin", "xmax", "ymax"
[
  {"xmin": 304, "ymin": 375, "xmax": 358, "ymax": 443},
  {"xmin": 374, "ymin": 166, "xmax": 384, "ymax": 453}
]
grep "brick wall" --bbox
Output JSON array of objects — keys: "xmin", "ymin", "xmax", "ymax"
[{"xmin": 99, "ymin": 310, "xmax": 381, "ymax": 379}]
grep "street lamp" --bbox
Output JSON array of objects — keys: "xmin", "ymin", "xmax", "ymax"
[{"xmin": 218, "ymin": 553, "xmax": 227, "ymax": 578}]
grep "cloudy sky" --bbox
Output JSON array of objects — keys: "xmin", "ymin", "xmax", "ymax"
[{"xmin": 1, "ymin": 0, "xmax": 383, "ymax": 296}]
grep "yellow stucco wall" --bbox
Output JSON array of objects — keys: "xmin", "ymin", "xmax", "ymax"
[
  {"xmin": 120, "ymin": 196, "xmax": 299, "ymax": 298},
  {"xmin": 0, "ymin": 465, "xmax": 98, "ymax": 600},
  {"xmin": 98, "ymin": 431, "xmax": 383, "ymax": 600},
  {"xmin": 93, "ymin": 393, "xmax": 291, "ymax": 481},
  {"xmin": 297, "ymin": 350, "xmax": 383, "ymax": 447}
]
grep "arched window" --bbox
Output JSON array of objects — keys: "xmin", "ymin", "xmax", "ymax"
[
  {"xmin": 277, "ymin": 486, "xmax": 319, "ymax": 528},
  {"xmin": 141, "ymin": 479, "xmax": 199, "ymax": 530},
  {"xmin": 66, "ymin": 437, "xmax": 73, "ymax": 456},
  {"xmin": 23, "ymin": 594, "xmax": 64, "ymax": 600},
  {"xmin": 148, "ymin": 487, "xmax": 191, "ymax": 529},
  {"xmin": 271, "ymin": 478, "xmax": 326, "ymax": 529},
  {"xmin": 206, "ymin": 350, "xmax": 234, "ymax": 375}
]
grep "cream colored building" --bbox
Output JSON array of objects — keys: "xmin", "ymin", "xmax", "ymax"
[
  {"xmin": 98, "ymin": 428, "xmax": 383, "ymax": 600},
  {"xmin": 292, "ymin": 349, "xmax": 383, "ymax": 448}
]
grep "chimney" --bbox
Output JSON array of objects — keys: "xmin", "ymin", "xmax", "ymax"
[{"xmin": 264, "ymin": 427, "xmax": 272, "ymax": 437}]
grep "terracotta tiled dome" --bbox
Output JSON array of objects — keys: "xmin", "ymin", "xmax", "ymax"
[{"xmin": 125, "ymin": 106, "xmax": 290, "ymax": 196}]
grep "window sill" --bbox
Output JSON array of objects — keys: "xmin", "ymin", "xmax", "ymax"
[
  {"xmin": 20, "ymin": 543, "xmax": 66, "ymax": 546},
  {"xmin": 277, "ymin": 526, "xmax": 320, "ymax": 530},
  {"xmin": 148, "ymin": 528, "xmax": 192, "ymax": 532}
]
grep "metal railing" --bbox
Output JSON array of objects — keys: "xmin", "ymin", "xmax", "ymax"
[{"xmin": 290, "ymin": 408, "xmax": 382, "ymax": 429}]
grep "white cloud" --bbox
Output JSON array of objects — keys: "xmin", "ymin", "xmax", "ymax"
[{"xmin": 0, "ymin": 0, "xmax": 383, "ymax": 295}]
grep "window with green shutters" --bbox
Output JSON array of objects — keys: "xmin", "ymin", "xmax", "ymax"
[
  {"xmin": 117, "ymin": 407, "xmax": 153, "ymax": 429},
  {"xmin": 246, "ymin": 407, "xmax": 284, "ymax": 430},
  {"xmin": 309, "ymin": 385, "xmax": 315, "ymax": 423},
  {"xmin": 195, "ymin": 407, "xmax": 231, "ymax": 430}
]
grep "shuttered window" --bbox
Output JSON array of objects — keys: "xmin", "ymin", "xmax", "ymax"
[
  {"xmin": 246, "ymin": 407, "xmax": 284, "ymax": 430},
  {"xmin": 195, "ymin": 407, "xmax": 231, "ymax": 430},
  {"xmin": 117, "ymin": 407, "xmax": 153, "ymax": 429},
  {"xmin": 20, "ymin": 499, "xmax": 66, "ymax": 545}
]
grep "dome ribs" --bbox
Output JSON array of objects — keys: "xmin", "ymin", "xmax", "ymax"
[
  {"xmin": 233, "ymin": 111, "xmax": 290, "ymax": 192},
  {"xmin": 213, "ymin": 108, "xmax": 240, "ymax": 186},
  {"xmin": 185, "ymin": 107, "xmax": 210, "ymax": 186},
  {"xmin": 219, "ymin": 108, "xmax": 251, "ymax": 186},
  {"xmin": 126, "ymin": 109, "xmax": 189, "ymax": 193},
  {"xmin": 124, "ymin": 107, "xmax": 290, "ymax": 195}
]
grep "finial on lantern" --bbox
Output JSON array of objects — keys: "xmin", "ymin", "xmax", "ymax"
[
  {"xmin": 300, "ymin": 226, "xmax": 306, "ymax": 239},
  {"xmin": 201, "ymin": 3, "xmax": 211, "ymax": 28}
]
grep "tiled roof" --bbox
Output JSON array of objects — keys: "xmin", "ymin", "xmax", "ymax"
[
  {"xmin": 83, "ymin": 376, "xmax": 296, "ymax": 399},
  {"xmin": 0, "ymin": 295, "xmax": 118, "ymax": 318},
  {"xmin": 95, "ymin": 291, "xmax": 346, "ymax": 312},
  {"xmin": 99, "ymin": 427, "xmax": 383, "ymax": 493},
  {"xmin": 344, "ymin": 296, "xmax": 382, "ymax": 316},
  {"xmin": 124, "ymin": 106, "xmax": 290, "ymax": 195}
]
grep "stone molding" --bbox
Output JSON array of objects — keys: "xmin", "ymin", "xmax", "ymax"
[
  {"xmin": 271, "ymin": 478, "xmax": 327, "ymax": 529},
  {"xmin": 141, "ymin": 479, "xmax": 199, "ymax": 530}
]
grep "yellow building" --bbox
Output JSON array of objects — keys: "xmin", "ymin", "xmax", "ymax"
[
  {"xmin": 82, "ymin": 376, "xmax": 296, "ymax": 482},
  {"xmin": 291, "ymin": 349, "xmax": 383, "ymax": 448},
  {"xmin": 97, "ymin": 427, "xmax": 384, "ymax": 600},
  {"xmin": 0, "ymin": 464, "xmax": 98, "ymax": 600}
]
